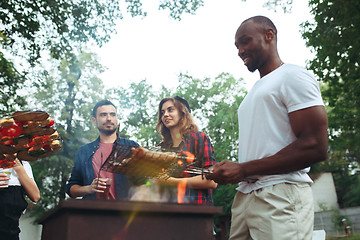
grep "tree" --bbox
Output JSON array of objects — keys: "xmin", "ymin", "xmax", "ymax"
[
  {"xmin": 106, "ymin": 80, "xmax": 161, "ymax": 148},
  {"xmin": 0, "ymin": 0, "xmax": 204, "ymax": 119},
  {"xmin": 301, "ymin": 0, "xmax": 360, "ymax": 207},
  {"xmin": 0, "ymin": 34, "xmax": 26, "ymax": 114}
]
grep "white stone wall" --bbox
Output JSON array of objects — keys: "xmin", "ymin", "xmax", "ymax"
[
  {"xmin": 19, "ymin": 212, "xmax": 42, "ymax": 240},
  {"xmin": 311, "ymin": 172, "xmax": 339, "ymax": 212}
]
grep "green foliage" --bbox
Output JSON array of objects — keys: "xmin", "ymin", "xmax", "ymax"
[
  {"xmin": 213, "ymin": 184, "xmax": 237, "ymax": 216},
  {"xmin": 159, "ymin": 0, "xmax": 204, "ymax": 20},
  {"xmin": 30, "ymin": 154, "xmax": 74, "ymax": 218},
  {"xmin": 1, "ymin": 0, "xmax": 134, "ymax": 63},
  {"xmin": 302, "ymin": 0, "xmax": 360, "ymax": 154},
  {"xmin": 330, "ymin": 207, "xmax": 351, "ymax": 232},
  {"xmin": 262, "ymin": 0, "xmax": 294, "ymax": 13},
  {"xmin": 301, "ymin": 0, "xmax": 360, "ymax": 207},
  {"xmin": 0, "ymin": 34, "xmax": 26, "ymax": 114},
  {"xmin": 0, "ymin": 0, "xmax": 204, "ymax": 123},
  {"xmin": 106, "ymin": 80, "xmax": 161, "ymax": 147},
  {"xmin": 0, "ymin": 50, "xmax": 26, "ymax": 115}
]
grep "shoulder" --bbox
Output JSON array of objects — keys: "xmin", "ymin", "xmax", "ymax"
[
  {"xmin": 22, "ymin": 161, "xmax": 31, "ymax": 170},
  {"xmin": 277, "ymin": 64, "xmax": 319, "ymax": 95},
  {"xmin": 280, "ymin": 64, "xmax": 323, "ymax": 111},
  {"xmin": 282, "ymin": 63, "xmax": 307, "ymax": 73},
  {"xmin": 117, "ymin": 136, "xmax": 139, "ymax": 147},
  {"xmin": 76, "ymin": 138, "xmax": 99, "ymax": 156},
  {"xmin": 187, "ymin": 131, "xmax": 210, "ymax": 140},
  {"xmin": 21, "ymin": 161, "xmax": 33, "ymax": 175},
  {"xmin": 158, "ymin": 141, "xmax": 166, "ymax": 147},
  {"xmin": 281, "ymin": 64, "xmax": 316, "ymax": 83},
  {"xmin": 22, "ymin": 161, "xmax": 31, "ymax": 167},
  {"xmin": 78, "ymin": 140, "xmax": 97, "ymax": 151}
]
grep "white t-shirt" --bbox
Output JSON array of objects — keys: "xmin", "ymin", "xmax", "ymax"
[
  {"xmin": 8, "ymin": 161, "xmax": 34, "ymax": 186},
  {"xmin": 236, "ymin": 64, "xmax": 324, "ymax": 193}
]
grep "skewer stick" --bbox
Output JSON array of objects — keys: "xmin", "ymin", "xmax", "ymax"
[{"xmin": 184, "ymin": 168, "xmax": 213, "ymax": 175}]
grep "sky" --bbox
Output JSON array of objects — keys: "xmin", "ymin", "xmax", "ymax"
[{"xmin": 95, "ymin": 0, "xmax": 314, "ymax": 91}]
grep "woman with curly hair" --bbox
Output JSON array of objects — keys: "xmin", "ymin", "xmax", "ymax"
[{"xmin": 156, "ymin": 96, "xmax": 217, "ymax": 205}]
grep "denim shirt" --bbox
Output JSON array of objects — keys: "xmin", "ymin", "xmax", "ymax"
[{"xmin": 65, "ymin": 136, "xmax": 139, "ymax": 199}]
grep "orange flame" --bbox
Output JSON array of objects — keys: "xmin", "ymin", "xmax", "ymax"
[
  {"xmin": 183, "ymin": 151, "xmax": 195, "ymax": 163},
  {"xmin": 177, "ymin": 180, "xmax": 187, "ymax": 204}
]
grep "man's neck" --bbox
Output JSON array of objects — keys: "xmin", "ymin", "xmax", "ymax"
[
  {"xmin": 99, "ymin": 133, "xmax": 117, "ymax": 143},
  {"xmin": 259, "ymin": 53, "xmax": 282, "ymax": 78}
]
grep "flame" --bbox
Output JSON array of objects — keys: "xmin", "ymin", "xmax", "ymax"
[
  {"xmin": 177, "ymin": 179, "xmax": 187, "ymax": 204},
  {"xmin": 183, "ymin": 151, "xmax": 195, "ymax": 163}
]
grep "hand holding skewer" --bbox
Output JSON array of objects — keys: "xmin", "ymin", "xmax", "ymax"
[
  {"xmin": 205, "ymin": 160, "xmax": 245, "ymax": 185},
  {"xmin": 90, "ymin": 178, "xmax": 110, "ymax": 193}
]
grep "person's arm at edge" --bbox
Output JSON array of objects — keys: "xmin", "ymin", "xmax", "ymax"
[
  {"xmin": 14, "ymin": 159, "xmax": 40, "ymax": 203},
  {"xmin": 164, "ymin": 175, "xmax": 217, "ymax": 189},
  {"xmin": 207, "ymin": 105, "xmax": 328, "ymax": 185}
]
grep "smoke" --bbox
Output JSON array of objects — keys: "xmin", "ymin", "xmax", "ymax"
[{"xmin": 129, "ymin": 180, "xmax": 171, "ymax": 202}]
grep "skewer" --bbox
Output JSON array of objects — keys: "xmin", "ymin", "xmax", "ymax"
[{"xmin": 184, "ymin": 168, "xmax": 213, "ymax": 175}]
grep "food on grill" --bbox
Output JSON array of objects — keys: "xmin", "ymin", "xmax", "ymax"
[
  {"xmin": 4, "ymin": 153, "xmax": 16, "ymax": 161},
  {"xmin": 50, "ymin": 140, "xmax": 61, "ymax": 150},
  {"xmin": 0, "ymin": 144, "xmax": 17, "ymax": 154},
  {"xmin": 38, "ymin": 118, "xmax": 54, "ymax": 127},
  {"xmin": 0, "ymin": 117, "xmax": 15, "ymax": 128},
  {"xmin": 17, "ymin": 150, "xmax": 38, "ymax": 162},
  {"xmin": 12, "ymin": 110, "xmax": 49, "ymax": 122},
  {"xmin": 14, "ymin": 137, "xmax": 31, "ymax": 150},
  {"xmin": 101, "ymin": 145, "xmax": 201, "ymax": 179},
  {"xmin": 23, "ymin": 125, "xmax": 56, "ymax": 136},
  {"xmin": 0, "ymin": 111, "xmax": 62, "ymax": 166},
  {"xmin": 49, "ymin": 132, "xmax": 59, "ymax": 140}
]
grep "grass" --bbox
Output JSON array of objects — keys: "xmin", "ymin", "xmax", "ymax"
[{"xmin": 326, "ymin": 235, "xmax": 360, "ymax": 240}]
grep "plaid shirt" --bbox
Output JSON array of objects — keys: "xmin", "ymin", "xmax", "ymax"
[{"xmin": 159, "ymin": 131, "xmax": 216, "ymax": 205}]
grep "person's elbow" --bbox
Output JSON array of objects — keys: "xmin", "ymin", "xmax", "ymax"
[
  {"xmin": 30, "ymin": 191, "xmax": 40, "ymax": 203},
  {"xmin": 210, "ymin": 181, "xmax": 218, "ymax": 189},
  {"xmin": 310, "ymin": 135, "xmax": 328, "ymax": 164},
  {"xmin": 205, "ymin": 179, "xmax": 218, "ymax": 189},
  {"xmin": 316, "ymin": 143, "xmax": 328, "ymax": 163}
]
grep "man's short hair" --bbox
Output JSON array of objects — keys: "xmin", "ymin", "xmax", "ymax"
[
  {"xmin": 92, "ymin": 100, "xmax": 116, "ymax": 117},
  {"xmin": 244, "ymin": 15, "xmax": 277, "ymax": 35}
]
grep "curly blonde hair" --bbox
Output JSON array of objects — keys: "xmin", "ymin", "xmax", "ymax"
[{"xmin": 156, "ymin": 97, "xmax": 198, "ymax": 144}]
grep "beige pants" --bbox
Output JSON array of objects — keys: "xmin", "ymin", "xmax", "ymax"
[{"xmin": 230, "ymin": 183, "xmax": 314, "ymax": 240}]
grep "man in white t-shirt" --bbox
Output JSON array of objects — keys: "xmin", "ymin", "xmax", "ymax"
[{"xmin": 207, "ymin": 16, "xmax": 328, "ymax": 240}]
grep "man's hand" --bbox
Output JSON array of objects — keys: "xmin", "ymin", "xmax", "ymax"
[
  {"xmin": 70, "ymin": 178, "xmax": 111, "ymax": 197},
  {"xmin": 89, "ymin": 178, "xmax": 109, "ymax": 194},
  {"xmin": 206, "ymin": 160, "xmax": 245, "ymax": 185}
]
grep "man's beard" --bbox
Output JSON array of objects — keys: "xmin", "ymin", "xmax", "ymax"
[{"xmin": 98, "ymin": 127, "xmax": 117, "ymax": 136}]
